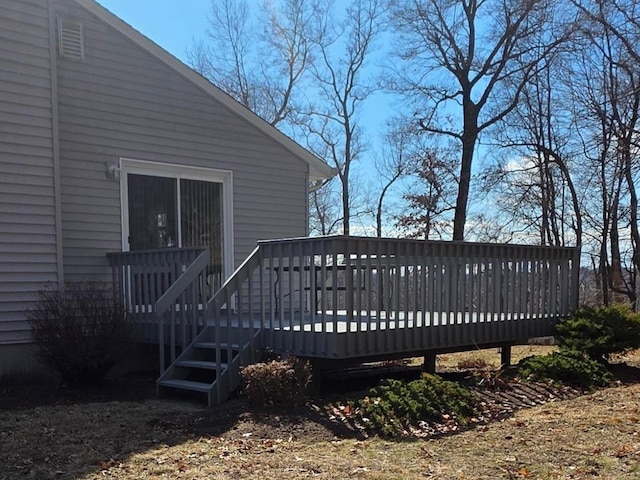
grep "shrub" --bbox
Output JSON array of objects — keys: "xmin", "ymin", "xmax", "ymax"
[
  {"xmin": 28, "ymin": 282, "xmax": 135, "ymax": 386},
  {"xmin": 516, "ymin": 351, "xmax": 613, "ymax": 389},
  {"xmin": 241, "ymin": 357, "xmax": 311, "ymax": 406},
  {"xmin": 555, "ymin": 304, "xmax": 640, "ymax": 362},
  {"xmin": 355, "ymin": 373, "xmax": 479, "ymax": 437}
]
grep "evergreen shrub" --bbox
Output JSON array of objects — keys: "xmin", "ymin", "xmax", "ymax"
[
  {"xmin": 355, "ymin": 373, "xmax": 479, "ymax": 436},
  {"xmin": 516, "ymin": 351, "xmax": 613, "ymax": 389},
  {"xmin": 555, "ymin": 304, "xmax": 640, "ymax": 362}
]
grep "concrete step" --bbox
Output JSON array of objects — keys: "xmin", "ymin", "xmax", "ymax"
[{"xmin": 158, "ymin": 379, "xmax": 210, "ymax": 393}]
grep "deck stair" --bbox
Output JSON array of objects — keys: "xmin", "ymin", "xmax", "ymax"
[{"xmin": 157, "ymin": 323, "xmax": 261, "ymax": 406}]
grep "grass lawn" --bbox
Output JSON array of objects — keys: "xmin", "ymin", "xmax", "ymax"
[{"xmin": 1, "ymin": 347, "xmax": 639, "ymax": 480}]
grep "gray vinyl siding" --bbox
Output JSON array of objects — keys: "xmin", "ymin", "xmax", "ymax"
[
  {"xmin": 0, "ymin": 0, "xmax": 57, "ymax": 344},
  {"xmin": 54, "ymin": 0, "xmax": 308, "ymax": 282}
]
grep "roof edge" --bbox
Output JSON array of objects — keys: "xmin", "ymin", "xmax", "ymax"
[{"xmin": 73, "ymin": 0, "xmax": 334, "ymax": 182}]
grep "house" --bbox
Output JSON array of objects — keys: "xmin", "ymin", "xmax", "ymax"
[
  {"xmin": 1, "ymin": 0, "xmax": 580, "ymax": 404},
  {"xmin": 0, "ymin": 0, "xmax": 333, "ymax": 378}
]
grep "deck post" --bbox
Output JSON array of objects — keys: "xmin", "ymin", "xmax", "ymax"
[
  {"xmin": 571, "ymin": 246, "xmax": 581, "ymax": 311},
  {"xmin": 423, "ymin": 352, "xmax": 437, "ymax": 373},
  {"xmin": 500, "ymin": 345, "xmax": 512, "ymax": 367},
  {"xmin": 309, "ymin": 359, "xmax": 326, "ymax": 393}
]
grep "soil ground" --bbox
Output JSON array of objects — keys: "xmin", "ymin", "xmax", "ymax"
[{"xmin": 1, "ymin": 346, "xmax": 639, "ymax": 479}]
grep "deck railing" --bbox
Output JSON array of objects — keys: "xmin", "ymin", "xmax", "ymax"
[
  {"xmin": 209, "ymin": 236, "xmax": 580, "ymax": 358},
  {"xmin": 111, "ymin": 236, "xmax": 580, "ymax": 365},
  {"xmin": 207, "ymin": 246, "xmax": 264, "ymax": 393},
  {"xmin": 154, "ymin": 249, "xmax": 210, "ymax": 371},
  {"xmin": 108, "ymin": 248, "xmax": 208, "ymax": 344}
]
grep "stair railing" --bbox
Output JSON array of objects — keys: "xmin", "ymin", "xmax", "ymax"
[
  {"xmin": 154, "ymin": 249, "xmax": 210, "ymax": 372},
  {"xmin": 206, "ymin": 246, "xmax": 264, "ymax": 399}
]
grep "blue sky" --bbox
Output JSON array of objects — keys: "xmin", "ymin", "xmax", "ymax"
[
  {"xmin": 96, "ymin": 0, "xmax": 210, "ymax": 63},
  {"xmin": 92, "ymin": 0, "xmax": 414, "ymax": 235},
  {"xmin": 94, "ymin": 0, "xmax": 391, "ymax": 138}
]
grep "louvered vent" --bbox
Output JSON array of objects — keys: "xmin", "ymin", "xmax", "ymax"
[{"xmin": 58, "ymin": 18, "xmax": 84, "ymax": 61}]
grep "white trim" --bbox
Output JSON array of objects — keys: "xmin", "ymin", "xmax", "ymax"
[
  {"xmin": 119, "ymin": 158, "xmax": 234, "ymax": 281},
  {"xmin": 75, "ymin": 0, "xmax": 335, "ymax": 183}
]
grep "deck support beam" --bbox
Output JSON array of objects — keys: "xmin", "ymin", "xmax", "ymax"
[
  {"xmin": 500, "ymin": 345, "xmax": 512, "ymax": 367},
  {"xmin": 423, "ymin": 352, "xmax": 437, "ymax": 374}
]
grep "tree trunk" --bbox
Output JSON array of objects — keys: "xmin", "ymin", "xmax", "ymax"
[
  {"xmin": 623, "ymin": 142, "xmax": 640, "ymax": 309},
  {"xmin": 342, "ymin": 178, "xmax": 350, "ymax": 236},
  {"xmin": 453, "ymin": 123, "xmax": 477, "ymax": 241},
  {"xmin": 609, "ymin": 205, "xmax": 628, "ymax": 303}
]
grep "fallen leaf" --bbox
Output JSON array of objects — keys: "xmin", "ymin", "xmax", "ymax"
[{"xmin": 613, "ymin": 445, "xmax": 636, "ymax": 458}]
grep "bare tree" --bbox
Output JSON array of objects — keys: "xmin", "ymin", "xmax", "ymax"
[
  {"xmin": 192, "ymin": 0, "xmax": 389, "ymax": 237},
  {"xmin": 304, "ymin": 0, "xmax": 387, "ymax": 235},
  {"xmin": 189, "ymin": 0, "xmax": 321, "ymax": 127},
  {"xmin": 391, "ymin": 0, "xmax": 570, "ymax": 240},
  {"xmin": 367, "ymin": 119, "xmax": 415, "ymax": 237},
  {"xmin": 573, "ymin": 54, "xmax": 625, "ymax": 305},
  {"xmin": 487, "ymin": 51, "xmax": 582, "ymax": 247},
  {"xmin": 570, "ymin": 0, "xmax": 640, "ymax": 305},
  {"xmin": 396, "ymin": 148, "xmax": 458, "ymax": 239},
  {"xmin": 309, "ymin": 178, "xmax": 343, "ymax": 236}
]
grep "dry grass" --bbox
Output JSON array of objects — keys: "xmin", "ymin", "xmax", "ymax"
[
  {"xmin": 1, "ymin": 349, "xmax": 639, "ymax": 480},
  {"xmin": 436, "ymin": 345, "xmax": 559, "ymax": 371}
]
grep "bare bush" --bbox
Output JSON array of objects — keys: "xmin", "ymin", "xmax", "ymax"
[
  {"xmin": 28, "ymin": 282, "xmax": 135, "ymax": 386},
  {"xmin": 241, "ymin": 357, "xmax": 311, "ymax": 406}
]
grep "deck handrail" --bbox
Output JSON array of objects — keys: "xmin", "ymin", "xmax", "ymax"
[
  {"xmin": 205, "ymin": 246, "xmax": 263, "ymax": 397},
  {"xmin": 155, "ymin": 249, "xmax": 210, "ymax": 314},
  {"xmin": 208, "ymin": 246, "xmax": 262, "ymax": 312},
  {"xmin": 108, "ymin": 247, "xmax": 211, "ymax": 372},
  {"xmin": 266, "ymin": 236, "xmax": 578, "ymax": 357},
  {"xmin": 258, "ymin": 234, "xmax": 578, "ymax": 253},
  {"xmin": 108, "ymin": 247, "xmax": 205, "ymax": 326},
  {"xmin": 155, "ymin": 249, "xmax": 210, "ymax": 372}
]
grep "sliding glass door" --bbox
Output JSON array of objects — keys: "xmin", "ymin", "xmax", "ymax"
[
  {"xmin": 126, "ymin": 173, "xmax": 225, "ymax": 291},
  {"xmin": 179, "ymin": 178, "xmax": 224, "ymax": 284},
  {"xmin": 127, "ymin": 174, "xmax": 178, "ymax": 250}
]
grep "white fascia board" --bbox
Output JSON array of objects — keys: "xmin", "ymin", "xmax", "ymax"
[{"xmin": 74, "ymin": 0, "xmax": 335, "ymax": 183}]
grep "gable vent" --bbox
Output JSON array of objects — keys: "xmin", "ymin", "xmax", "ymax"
[{"xmin": 58, "ymin": 18, "xmax": 85, "ymax": 61}]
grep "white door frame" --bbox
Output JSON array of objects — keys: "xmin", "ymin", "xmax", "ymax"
[{"xmin": 119, "ymin": 158, "xmax": 234, "ymax": 280}]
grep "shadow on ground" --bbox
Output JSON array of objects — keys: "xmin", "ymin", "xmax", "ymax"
[
  {"xmin": 0, "ymin": 371, "xmax": 358, "ymax": 480},
  {"xmin": 1, "ymin": 361, "xmax": 638, "ymax": 480}
]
